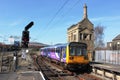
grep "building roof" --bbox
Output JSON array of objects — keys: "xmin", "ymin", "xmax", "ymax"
[
  {"xmin": 67, "ymin": 4, "xmax": 93, "ymax": 30},
  {"xmin": 29, "ymin": 42, "xmax": 48, "ymax": 47},
  {"xmin": 67, "ymin": 18, "xmax": 93, "ymax": 30},
  {"xmin": 113, "ymin": 34, "xmax": 120, "ymax": 41},
  {"xmin": 67, "ymin": 24, "xmax": 77, "ymax": 30}
]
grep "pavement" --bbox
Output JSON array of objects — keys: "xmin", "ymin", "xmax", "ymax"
[{"xmin": 0, "ymin": 53, "xmax": 44, "ymax": 80}]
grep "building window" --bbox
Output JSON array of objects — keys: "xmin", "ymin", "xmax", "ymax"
[
  {"xmin": 109, "ymin": 43, "xmax": 112, "ymax": 47},
  {"xmin": 68, "ymin": 36, "xmax": 70, "ymax": 42},
  {"xmin": 74, "ymin": 35, "xmax": 76, "ymax": 41},
  {"xmin": 90, "ymin": 34, "xmax": 92, "ymax": 40},
  {"xmin": 80, "ymin": 33, "xmax": 82, "ymax": 40},
  {"xmin": 71, "ymin": 33, "xmax": 73, "ymax": 41},
  {"xmin": 83, "ymin": 33, "xmax": 87, "ymax": 40}
]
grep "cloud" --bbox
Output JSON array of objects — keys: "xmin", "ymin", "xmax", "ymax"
[
  {"xmin": 9, "ymin": 22, "xmax": 20, "ymax": 26},
  {"xmin": 0, "ymin": 20, "xmax": 23, "ymax": 27},
  {"xmin": 90, "ymin": 16, "xmax": 120, "ymax": 22},
  {"xmin": 9, "ymin": 20, "xmax": 22, "ymax": 27},
  {"xmin": 0, "ymin": 34, "xmax": 3, "ymax": 37}
]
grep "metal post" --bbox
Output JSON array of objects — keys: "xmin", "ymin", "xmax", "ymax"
[
  {"xmin": 0, "ymin": 50, "xmax": 3, "ymax": 72},
  {"xmin": 104, "ymin": 49, "xmax": 106, "ymax": 64},
  {"xmin": 0, "ymin": 43, "xmax": 4, "ymax": 72},
  {"xmin": 0, "ymin": 35, "xmax": 7, "ymax": 72},
  {"xmin": 117, "ymin": 42, "xmax": 120, "ymax": 65},
  {"xmin": 13, "ymin": 47, "xmax": 18, "ymax": 72}
]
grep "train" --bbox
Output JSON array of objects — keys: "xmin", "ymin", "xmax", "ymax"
[{"xmin": 40, "ymin": 42, "xmax": 90, "ymax": 71}]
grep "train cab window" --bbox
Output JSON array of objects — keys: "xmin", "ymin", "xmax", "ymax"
[
  {"xmin": 76, "ymin": 47, "xmax": 82, "ymax": 56},
  {"xmin": 82, "ymin": 47, "xmax": 87, "ymax": 55},
  {"xmin": 70, "ymin": 47, "xmax": 75, "ymax": 56}
]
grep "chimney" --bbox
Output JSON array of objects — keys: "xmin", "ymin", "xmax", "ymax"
[{"xmin": 83, "ymin": 4, "xmax": 88, "ymax": 19}]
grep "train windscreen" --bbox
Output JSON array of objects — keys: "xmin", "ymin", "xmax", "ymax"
[{"xmin": 69, "ymin": 42, "xmax": 87, "ymax": 56}]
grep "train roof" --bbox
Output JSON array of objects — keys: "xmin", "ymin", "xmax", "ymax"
[
  {"xmin": 40, "ymin": 42, "xmax": 87, "ymax": 50},
  {"xmin": 40, "ymin": 43, "xmax": 68, "ymax": 49}
]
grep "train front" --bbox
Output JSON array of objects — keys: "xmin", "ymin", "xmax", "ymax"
[{"xmin": 66, "ymin": 42, "xmax": 90, "ymax": 71}]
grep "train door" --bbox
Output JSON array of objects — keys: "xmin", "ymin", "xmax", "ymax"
[
  {"xmin": 60, "ymin": 47, "xmax": 62, "ymax": 61},
  {"xmin": 55, "ymin": 47, "xmax": 60, "ymax": 61},
  {"xmin": 60, "ymin": 47, "xmax": 66, "ymax": 62}
]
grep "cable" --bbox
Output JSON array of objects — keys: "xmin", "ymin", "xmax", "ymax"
[
  {"xmin": 54, "ymin": 0, "xmax": 82, "ymax": 25},
  {"xmin": 46, "ymin": 0, "xmax": 70, "ymax": 27},
  {"xmin": 36, "ymin": 0, "xmax": 70, "ymax": 40},
  {"xmin": 35, "ymin": 0, "xmax": 83, "ymax": 44},
  {"xmin": 62, "ymin": 0, "xmax": 82, "ymax": 17}
]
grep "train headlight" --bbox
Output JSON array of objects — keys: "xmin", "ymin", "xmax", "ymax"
[{"xmin": 69, "ymin": 56, "xmax": 74, "ymax": 60}]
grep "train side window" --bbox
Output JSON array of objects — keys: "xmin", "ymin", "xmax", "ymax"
[
  {"xmin": 52, "ymin": 48, "xmax": 55, "ymax": 52},
  {"xmin": 56, "ymin": 48, "xmax": 59, "ymax": 53},
  {"xmin": 51, "ymin": 48, "xmax": 53, "ymax": 52},
  {"xmin": 62, "ymin": 48, "xmax": 65, "ymax": 54}
]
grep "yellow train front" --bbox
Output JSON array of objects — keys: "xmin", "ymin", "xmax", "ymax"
[
  {"xmin": 40, "ymin": 42, "xmax": 90, "ymax": 71},
  {"xmin": 65, "ymin": 42, "xmax": 90, "ymax": 71}
]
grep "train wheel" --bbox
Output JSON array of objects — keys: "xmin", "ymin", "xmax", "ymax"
[{"xmin": 86, "ymin": 64, "xmax": 92, "ymax": 73}]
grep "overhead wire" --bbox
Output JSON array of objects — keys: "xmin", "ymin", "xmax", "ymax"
[
  {"xmin": 36, "ymin": 0, "xmax": 83, "ymax": 43},
  {"xmin": 61, "ymin": 0, "xmax": 82, "ymax": 17},
  {"xmin": 36, "ymin": 0, "xmax": 70, "ymax": 39},
  {"xmin": 54, "ymin": 0, "xmax": 82, "ymax": 26},
  {"xmin": 46, "ymin": 0, "xmax": 70, "ymax": 27},
  {"xmin": 46, "ymin": 0, "xmax": 83, "ymax": 32}
]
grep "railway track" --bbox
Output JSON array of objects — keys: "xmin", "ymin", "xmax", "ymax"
[
  {"xmin": 33, "ymin": 55, "xmax": 103, "ymax": 80},
  {"xmin": 35, "ymin": 56, "xmax": 73, "ymax": 80},
  {"xmin": 0, "ymin": 56, "xmax": 13, "ymax": 72},
  {"xmin": 0, "ymin": 51, "xmax": 22, "ymax": 72}
]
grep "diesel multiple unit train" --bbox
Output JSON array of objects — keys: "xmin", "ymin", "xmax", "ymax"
[{"xmin": 40, "ymin": 42, "xmax": 90, "ymax": 70}]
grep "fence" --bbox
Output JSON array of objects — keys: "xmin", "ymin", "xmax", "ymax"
[{"xmin": 95, "ymin": 50, "xmax": 120, "ymax": 65}]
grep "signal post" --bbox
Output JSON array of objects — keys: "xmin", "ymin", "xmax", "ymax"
[
  {"xmin": 21, "ymin": 21, "xmax": 34, "ymax": 59},
  {"xmin": 14, "ymin": 21, "xmax": 34, "ymax": 71}
]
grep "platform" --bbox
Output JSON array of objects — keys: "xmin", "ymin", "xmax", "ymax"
[
  {"xmin": 0, "ymin": 53, "xmax": 45, "ymax": 80},
  {"xmin": 91, "ymin": 63, "xmax": 120, "ymax": 74},
  {"xmin": 91, "ymin": 62, "xmax": 120, "ymax": 80}
]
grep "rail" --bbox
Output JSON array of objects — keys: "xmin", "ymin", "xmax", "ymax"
[{"xmin": 33, "ymin": 55, "xmax": 102, "ymax": 80}]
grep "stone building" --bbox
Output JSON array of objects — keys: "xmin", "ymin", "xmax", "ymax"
[
  {"xmin": 107, "ymin": 34, "xmax": 120, "ymax": 50},
  {"xmin": 67, "ymin": 4, "xmax": 94, "ymax": 60}
]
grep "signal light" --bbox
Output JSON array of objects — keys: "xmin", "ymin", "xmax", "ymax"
[
  {"xmin": 22, "ymin": 31, "xmax": 29, "ymax": 42},
  {"xmin": 22, "ymin": 31, "xmax": 29, "ymax": 48}
]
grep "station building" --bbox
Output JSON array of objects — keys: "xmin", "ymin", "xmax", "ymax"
[
  {"xmin": 107, "ymin": 34, "xmax": 120, "ymax": 50},
  {"xmin": 67, "ymin": 4, "xmax": 94, "ymax": 61}
]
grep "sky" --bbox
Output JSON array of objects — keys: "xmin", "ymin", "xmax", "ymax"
[{"xmin": 0, "ymin": 0, "xmax": 120, "ymax": 45}]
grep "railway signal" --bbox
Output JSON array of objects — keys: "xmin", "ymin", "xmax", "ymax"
[
  {"xmin": 21, "ymin": 21, "xmax": 34, "ymax": 48},
  {"xmin": 25, "ymin": 21, "xmax": 34, "ymax": 31}
]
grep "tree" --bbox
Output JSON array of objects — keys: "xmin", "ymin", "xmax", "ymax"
[{"xmin": 94, "ymin": 25, "xmax": 105, "ymax": 49}]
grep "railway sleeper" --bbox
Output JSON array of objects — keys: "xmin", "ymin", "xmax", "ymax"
[
  {"xmin": 45, "ymin": 73, "xmax": 59, "ymax": 77},
  {"xmin": 58, "ymin": 73, "xmax": 73, "ymax": 76}
]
